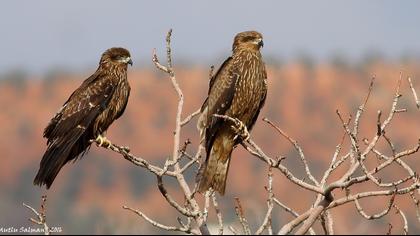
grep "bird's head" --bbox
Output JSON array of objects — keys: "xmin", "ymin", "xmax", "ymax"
[
  {"xmin": 232, "ymin": 31, "xmax": 264, "ymax": 51},
  {"xmin": 100, "ymin": 47, "xmax": 133, "ymax": 67}
]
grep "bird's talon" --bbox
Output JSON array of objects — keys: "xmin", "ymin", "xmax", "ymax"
[
  {"xmin": 95, "ymin": 135, "xmax": 112, "ymax": 148},
  {"xmin": 230, "ymin": 119, "xmax": 250, "ymax": 142},
  {"xmin": 95, "ymin": 136, "xmax": 103, "ymax": 146}
]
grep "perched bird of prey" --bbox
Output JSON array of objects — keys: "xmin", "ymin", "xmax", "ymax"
[
  {"xmin": 34, "ymin": 47, "xmax": 133, "ymax": 189},
  {"xmin": 197, "ymin": 31, "xmax": 267, "ymax": 195}
]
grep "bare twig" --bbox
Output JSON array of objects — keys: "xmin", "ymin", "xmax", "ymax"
[
  {"xmin": 410, "ymin": 192, "xmax": 420, "ymax": 223},
  {"xmin": 387, "ymin": 223, "xmax": 393, "ymax": 235},
  {"xmin": 263, "ymin": 118, "xmax": 319, "ymax": 186},
  {"xmin": 211, "ymin": 193, "xmax": 224, "ymax": 235},
  {"xmin": 393, "ymin": 205, "xmax": 408, "ymax": 235},
  {"xmin": 153, "ymin": 29, "xmax": 182, "ymax": 165},
  {"xmin": 157, "ymin": 175, "xmax": 199, "ymax": 217},
  {"xmin": 353, "ymin": 76, "xmax": 376, "ymax": 136},
  {"xmin": 255, "ymin": 168, "xmax": 274, "ymax": 235},
  {"xmin": 234, "ymin": 198, "xmax": 251, "ymax": 235},
  {"xmin": 95, "ymin": 140, "xmax": 174, "ymax": 177},
  {"xmin": 215, "ymin": 113, "xmax": 323, "ymax": 195},
  {"xmin": 243, "ymin": 138, "xmax": 322, "ymax": 194},
  {"xmin": 407, "ymin": 77, "xmax": 419, "ymax": 109},
  {"xmin": 23, "ymin": 195, "xmax": 50, "ymax": 235},
  {"xmin": 354, "ymin": 194, "xmax": 395, "ymax": 220},
  {"xmin": 322, "ymin": 130, "xmax": 347, "ymax": 185},
  {"xmin": 123, "ymin": 205, "xmax": 198, "ymax": 234},
  {"xmin": 327, "ymin": 183, "xmax": 420, "ymax": 210},
  {"xmin": 181, "ymin": 109, "xmax": 201, "ymax": 127}
]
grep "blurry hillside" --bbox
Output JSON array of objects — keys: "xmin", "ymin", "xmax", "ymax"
[{"xmin": 0, "ymin": 60, "xmax": 419, "ymax": 234}]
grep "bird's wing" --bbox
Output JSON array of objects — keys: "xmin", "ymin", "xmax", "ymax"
[
  {"xmin": 204, "ymin": 57, "xmax": 238, "ymax": 153},
  {"xmin": 114, "ymin": 81, "xmax": 131, "ymax": 120},
  {"xmin": 199, "ymin": 57, "xmax": 232, "ymax": 112},
  {"xmin": 44, "ymin": 71, "xmax": 115, "ymax": 141},
  {"xmin": 36, "ymin": 71, "xmax": 117, "ymax": 188},
  {"xmin": 247, "ymin": 68, "xmax": 267, "ymax": 131},
  {"xmin": 208, "ymin": 57, "xmax": 232, "ymax": 95},
  {"xmin": 248, "ymin": 84, "xmax": 267, "ymax": 131}
]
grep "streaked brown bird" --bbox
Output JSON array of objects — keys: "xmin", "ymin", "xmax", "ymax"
[
  {"xmin": 197, "ymin": 31, "xmax": 267, "ymax": 195},
  {"xmin": 34, "ymin": 47, "xmax": 133, "ymax": 189}
]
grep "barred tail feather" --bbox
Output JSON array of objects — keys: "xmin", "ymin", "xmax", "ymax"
[{"xmin": 199, "ymin": 136, "xmax": 233, "ymax": 195}]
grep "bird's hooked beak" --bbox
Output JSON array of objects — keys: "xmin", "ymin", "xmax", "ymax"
[
  {"xmin": 253, "ymin": 38, "xmax": 264, "ymax": 48},
  {"xmin": 120, "ymin": 57, "xmax": 133, "ymax": 66},
  {"xmin": 259, "ymin": 39, "xmax": 264, "ymax": 48}
]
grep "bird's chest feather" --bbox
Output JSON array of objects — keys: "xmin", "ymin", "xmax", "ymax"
[
  {"xmin": 229, "ymin": 55, "xmax": 267, "ymax": 121},
  {"xmin": 96, "ymin": 78, "xmax": 130, "ymax": 133}
]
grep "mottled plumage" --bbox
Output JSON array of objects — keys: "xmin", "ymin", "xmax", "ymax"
[
  {"xmin": 198, "ymin": 31, "xmax": 267, "ymax": 195},
  {"xmin": 34, "ymin": 47, "xmax": 132, "ymax": 189}
]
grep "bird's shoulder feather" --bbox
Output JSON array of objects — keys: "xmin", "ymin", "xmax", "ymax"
[{"xmin": 44, "ymin": 70, "xmax": 116, "ymax": 140}]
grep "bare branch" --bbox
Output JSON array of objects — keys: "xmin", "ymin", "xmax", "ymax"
[
  {"xmin": 393, "ymin": 205, "xmax": 408, "ymax": 235},
  {"xmin": 243, "ymin": 138, "xmax": 323, "ymax": 194},
  {"xmin": 95, "ymin": 140, "xmax": 173, "ymax": 177},
  {"xmin": 157, "ymin": 175, "xmax": 199, "ymax": 217},
  {"xmin": 181, "ymin": 109, "xmax": 201, "ymax": 127},
  {"xmin": 353, "ymin": 76, "xmax": 375, "ymax": 137},
  {"xmin": 234, "ymin": 197, "xmax": 251, "ymax": 235},
  {"xmin": 263, "ymin": 118, "xmax": 319, "ymax": 186},
  {"xmin": 202, "ymin": 191, "xmax": 211, "ymax": 223},
  {"xmin": 321, "ymin": 129, "xmax": 347, "ymax": 186},
  {"xmin": 23, "ymin": 195, "xmax": 50, "ymax": 235},
  {"xmin": 267, "ymin": 219, "xmax": 273, "ymax": 235},
  {"xmin": 211, "ymin": 193, "xmax": 224, "ymax": 235},
  {"xmin": 123, "ymin": 205, "xmax": 197, "ymax": 234},
  {"xmin": 320, "ymin": 213, "xmax": 328, "ymax": 235},
  {"xmin": 328, "ymin": 183, "xmax": 420, "ymax": 209},
  {"xmin": 409, "ymin": 192, "xmax": 420, "ymax": 223},
  {"xmin": 326, "ymin": 211, "xmax": 334, "ymax": 235},
  {"xmin": 387, "ymin": 223, "xmax": 393, "ymax": 235},
  {"xmin": 295, "ymin": 198, "xmax": 330, "ymax": 235},
  {"xmin": 354, "ymin": 194, "xmax": 395, "ymax": 220},
  {"xmin": 278, "ymin": 210, "xmax": 312, "ymax": 234},
  {"xmin": 273, "ymin": 198, "xmax": 316, "ymax": 235},
  {"xmin": 255, "ymin": 168, "xmax": 274, "ymax": 235},
  {"xmin": 407, "ymin": 77, "xmax": 420, "ymax": 109},
  {"xmin": 215, "ymin": 113, "xmax": 323, "ymax": 194}
]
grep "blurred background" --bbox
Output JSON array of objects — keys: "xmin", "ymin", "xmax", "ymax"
[{"xmin": 1, "ymin": 0, "xmax": 420, "ymax": 234}]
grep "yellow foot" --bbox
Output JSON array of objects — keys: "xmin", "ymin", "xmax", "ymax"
[
  {"xmin": 95, "ymin": 135, "xmax": 112, "ymax": 148},
  {"xmin": 232, "ymin": 118, "xmax": 250, "ymax": 142}
]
